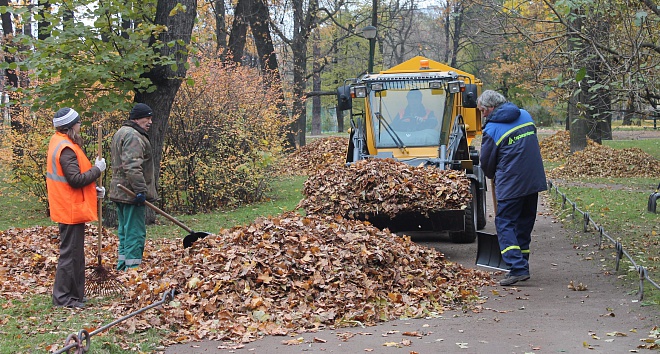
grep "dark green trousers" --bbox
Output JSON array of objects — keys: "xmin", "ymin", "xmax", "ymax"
[{"xmin": 115, "ymin": 202, "xmax": 146, "ymax": 271}]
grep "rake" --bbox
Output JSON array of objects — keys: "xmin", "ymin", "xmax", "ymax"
[{"xmin": 86, "ymin": 124, "xmax": 124, "ymax": 297}]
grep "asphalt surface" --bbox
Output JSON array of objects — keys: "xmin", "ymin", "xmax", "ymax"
[{"xmin": 164, "ymin": 190, "xmax": 660, "ymax": 354}]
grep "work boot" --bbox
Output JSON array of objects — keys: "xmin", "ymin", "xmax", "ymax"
[{"xmin": 499, "ymin": 273, "xmax": 530, "ymax": 286}]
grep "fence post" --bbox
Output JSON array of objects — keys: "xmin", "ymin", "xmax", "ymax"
[
  {"xmin": 571, "ymin": 202, "xmax": 576, "ymax": 219},
  {"xmin": 638, "ymin": 266, "xmax": 648, "ymax": 301},
  {"xmin": 614, "ymin": 241, "xmax": 623, "ymax": 271},
  {"xmin": 583, "ymin": 212, "xmax": 590, "ymax": 232}
]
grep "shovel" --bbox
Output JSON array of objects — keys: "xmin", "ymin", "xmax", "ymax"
[
  {"xmin": 116, "ymin": 184, "xmax": 212, "ymax": 248},
  {"xmin": 475, "ymin": 179, "xmax": 510, "ymax": 272}
]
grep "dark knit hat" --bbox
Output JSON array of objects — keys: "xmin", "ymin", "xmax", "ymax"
[
  {"xmin": 129, "ymin": 103, "xmax": 153, "ymax": 120},
  {"xmin": 53, "ymin": 107, "xmax": 80, "ymax": 129}
]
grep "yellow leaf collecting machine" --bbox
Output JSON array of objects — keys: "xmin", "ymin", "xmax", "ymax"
[{"xmin": 336, "ymin": 56, "xmax": 488, "ymax": 244}]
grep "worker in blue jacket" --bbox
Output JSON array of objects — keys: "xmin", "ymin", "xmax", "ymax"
[{"xmin": 478, "ymin": 90, "xmax": 547, "ymax": 286}]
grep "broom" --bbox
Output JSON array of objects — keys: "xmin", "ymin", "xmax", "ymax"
[{"xmin": 86, "ymin": 124, "xmax": 124, "ymax": 297}]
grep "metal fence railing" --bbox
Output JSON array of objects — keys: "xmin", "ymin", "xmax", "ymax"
[
  {"xmin": 53, "ymin": 289, "xmax": 177, "ymax": 354},
  {"xmin": 547, "ymin": 180, "xmax": 660, "ymax": 301}
]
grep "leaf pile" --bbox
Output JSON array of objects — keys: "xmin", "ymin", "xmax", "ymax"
[
  {"xmin": 539, "ymin": 130, "xmax": 598, "ymax": 162},
  {"xmin": 539, "ymin": 130, "xmax": 570, "ymax": 162},
  {"xmin": 547, "ymin": 144, "xmax": 659, "ymax": 178},
  {"xmin": 277, "ymin": 136, "xmax": 348, "ymax": 175},
  {"xmin": 297, "ymin": 158, "xmax": 472, "ymax": 219},
  {"xmin": 1, "ymin": 212, "xmax": 492, "ymax": 346}
]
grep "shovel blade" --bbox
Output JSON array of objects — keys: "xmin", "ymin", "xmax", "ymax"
[
  {"xmin": 183, "ymin": 231, "xmax": 212, "ymax": 248},
  {"xmin": 476, "ymin": 231, "xmax": 510, "ymax": 272}
]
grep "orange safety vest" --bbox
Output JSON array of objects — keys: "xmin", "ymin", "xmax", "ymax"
[{"xmin": 46, "ymin": 132, "xmax": 98, "ymax": 225}]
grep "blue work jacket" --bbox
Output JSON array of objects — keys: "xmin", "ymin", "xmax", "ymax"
[{"xmin": 480, "ymin": 102, "xmax": 547, "ymax": 201}]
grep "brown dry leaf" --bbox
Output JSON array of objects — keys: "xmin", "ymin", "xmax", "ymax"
[{"xmin": 402, "ymin": 331, "xmax": 423, "ymax": 337}]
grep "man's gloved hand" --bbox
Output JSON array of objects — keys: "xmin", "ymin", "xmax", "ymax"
[
  {"xmin": 133, "ymin": 193, "xmax": 146, "ymax": 205},
  {"xmin": 95, "ymin": 157, "xmax": 106, "ymax": 172},
  {"xmin": 96, "ymin": 186, "xmax": 105, "ymax": 199}
]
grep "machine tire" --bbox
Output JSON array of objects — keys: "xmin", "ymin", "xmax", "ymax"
[{"xmin": 449, "ymin": 183, "xmax": 478, "ymax": 244}]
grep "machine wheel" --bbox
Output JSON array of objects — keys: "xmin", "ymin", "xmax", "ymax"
[{"xmin": 449, "ymin": 183, "xmax": 478, "ymax": 243}]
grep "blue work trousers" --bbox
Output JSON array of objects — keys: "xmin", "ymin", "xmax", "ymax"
[
  {"xmin": 115, "ymin": 202, "xmax": 146, "ymax": 271},
  {"xmin": 495, "ymin": 193, "xmax": 539, "ymax": 276}
]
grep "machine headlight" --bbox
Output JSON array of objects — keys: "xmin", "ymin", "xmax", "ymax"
[
  {"xmin": 353, "ymin": 86, "xmax": 367, "ymax": 98},
  {"xmin": 371, "ymin": 83, "xmax": 384, "ymax": 91},
  {"xmin": 447, "ymin": 81, "xmax": 461, "ymax": 93},
  {"xmin": 429, "ymin": 81, "xmax": 443, "ymax": 89}
]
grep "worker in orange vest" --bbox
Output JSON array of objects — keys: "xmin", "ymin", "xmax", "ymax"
[{"xmin": 46, "ymin": 107, "xmax": 106, "ymax": 308}]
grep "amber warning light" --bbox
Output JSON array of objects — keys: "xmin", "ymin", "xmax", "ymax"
[{"xmin": 419, "ymin": 59, "xmax": 430, "ymax": 70}]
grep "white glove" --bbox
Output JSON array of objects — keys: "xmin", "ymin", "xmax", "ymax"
[
  {"xmin": 96, "ymin": 186, "xmax": 106, "ymax": 199},
  {"xmin": 95, "ymin": 157, "xmax": 106, "ymax": 172}
]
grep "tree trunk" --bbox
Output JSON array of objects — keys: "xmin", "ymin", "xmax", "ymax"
[
  {"xmin": 37, "ymin": 0, "xmax": 50, "ymax": 40},
  {"xmin": 214, "ymin": 0, "xmax": 227, "ymax": 58},
  {"xmin": 291, "ymin": 37, "xmax": 308, "ymax": 147},
  {"xmin": 138, "ymin": 0, "xmax": 196, "ymax": 185},
  {"xmin": 285, "ymin": 0, "xmax": 319, "ymax": 148},
  {"xmin": 450, "ymin": 3, "xmax": 464, "ymax": 68},
  {"xmin": 569, "ymin": 94, "xmax": 589, "ymax": 153},
  {"xmin": 248, "ymin": 0, "xmax": 290, "ymax": 147},
  {"xmin": 623, "ymin": 91, "xmax": 635, "ymax": 125},
  {"xmin": 311, "ymin": 30, "xmax": 322, "ymax": 135},
  {"xmin": 228, "ymin": 0, "xmax": 249, "ymax": 64},
  {"xmin": 567, "ymin": 6, "xmax": 588, "ymax": 152},
  {"xmin": 0, "ymin": 0, "xmax": 18, "ymax": 88}
]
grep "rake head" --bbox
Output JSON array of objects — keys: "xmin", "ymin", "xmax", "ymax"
[{"xmin": 86, "ymin": 263, "xmax": 124, "ymax": 297}]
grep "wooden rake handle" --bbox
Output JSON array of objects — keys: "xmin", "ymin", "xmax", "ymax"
[{"xmin": 97, "ymin": 124, "xmax": 103, "ymax": 259}]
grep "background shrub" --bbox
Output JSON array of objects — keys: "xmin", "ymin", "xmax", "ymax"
[{"xmin": 160, "ymin": 60, "xmax": 289, "ymax": 214}]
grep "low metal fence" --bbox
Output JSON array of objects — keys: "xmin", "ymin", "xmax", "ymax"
[
  {"xmin": 547, "ymin": 180, "xmax": 659, "ymax": 301},
  {"xmin": 53, "ymin": 288, "xmax": 177, "ymax": 354}
]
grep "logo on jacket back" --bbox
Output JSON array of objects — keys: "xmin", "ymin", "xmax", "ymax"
[{"xmin": 508, "ymin": 130, "xmax": 535, "ymax": 145}]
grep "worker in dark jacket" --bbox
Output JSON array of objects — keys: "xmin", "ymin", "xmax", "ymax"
[
  {"xmin": 108, "ymin": 103, "xmax": 157, "ymax": 271},
  {"xmin": 46, "ymin": 107, "xmax": 106, "ymax": 308},
  {"xmin": 478, "ymin": 90, "xmax": 547, "ymax": 286}
]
